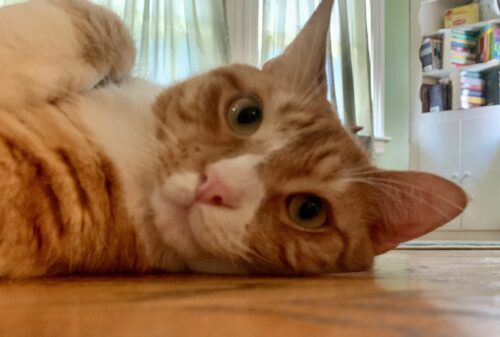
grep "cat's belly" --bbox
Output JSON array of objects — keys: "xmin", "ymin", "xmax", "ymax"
[{"xmin": 0, "ymin": 100, "xmax": 148, "ymax": 278}]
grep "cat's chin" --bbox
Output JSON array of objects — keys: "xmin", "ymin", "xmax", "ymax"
[{"xmin": 150, "ymin": 198, "xmax": 250, "ymax": 274}]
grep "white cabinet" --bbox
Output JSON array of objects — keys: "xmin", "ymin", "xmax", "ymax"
[
  {"xmin": 418, "ymin": 107, "xmax": 500, "ymax": 231},
  {"xmin": 461, "ymin": 115, "xmax": 500, "ymax": 230},
  {"xmin": 419, "ymin": 118, "xmax": 462, "ymax": 230}
]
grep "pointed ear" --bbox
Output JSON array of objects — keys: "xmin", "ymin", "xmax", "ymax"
[
  {"xmin": 262, "ymin": 0, "xmax": 334, "ymax": 98},
  {"xmin": 367, "ymin": 171, "xmax": 468, "ymax": 254}
]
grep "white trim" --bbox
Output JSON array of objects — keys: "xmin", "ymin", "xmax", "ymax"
[
  {"xmin": 373, "ymin": 136, "xmax": 392, "ymax": 157},
  {"xmin": 225, "ymin": 0, "xmax": 260, "ymax": 67},
  {"xmin": 409, "ymin": 0, "xmax": 423, "ymax": 171},
  {"xmin": 369, "ymin": 0, "xmax": 386, "ymax": 139}
]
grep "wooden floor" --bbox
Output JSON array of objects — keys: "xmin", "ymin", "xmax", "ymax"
[{"xmin": 1, "ymin": 250, "xmax": 500, "ymax": 337}]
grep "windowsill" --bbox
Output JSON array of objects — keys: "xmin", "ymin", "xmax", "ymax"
[{"xmin": 374, "ymin": 136, "xmax": 392, "ymax": 156}]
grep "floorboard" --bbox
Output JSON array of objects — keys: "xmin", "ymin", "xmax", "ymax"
[{"xmin": 1, "ymin": 250, "xmax": 499, "ymax": 337}]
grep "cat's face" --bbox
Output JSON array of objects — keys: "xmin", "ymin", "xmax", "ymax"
[{"xmin": 149, "ymin": 0, "xmax": 467, "ymax": 274}]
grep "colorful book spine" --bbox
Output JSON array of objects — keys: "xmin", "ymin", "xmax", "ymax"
[
  {"xmin": 461, "ymin": 77, "xmax": 485, "ymax": 85},
  {"xmin": 450, "ymin": 30, "xmax": 478, "ymax": 68},
  {"xmin": 461, "ymin": 89, "xmax": 484, "ymax": 97},
  {"xmin": 494, "ymin": 27, "xmax": 500, "ymax": 59},
  {"xmin": 460, "ymin": 70, "xmax": 487, "ymax": 109},
  {"xmin": 460, "ymin": 96, "xmax": 486, "ymax": 105},
  {"xmin": 477, "ymin": 24, "xmax": 500, "ymax": 62}
]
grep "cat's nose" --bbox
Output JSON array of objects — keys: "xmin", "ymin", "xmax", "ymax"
[{"xmin": 195, "ymin": 168, "xmax": 241, "ymax": 208}]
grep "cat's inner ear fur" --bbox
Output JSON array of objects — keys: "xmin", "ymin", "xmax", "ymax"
[
  {"xmin": 262, "ymin": 0, "xmax": 334, "ymax": 98},
  {"xmin": 366, "ymin": 171, "xmax": 468, "ymax": 254}
]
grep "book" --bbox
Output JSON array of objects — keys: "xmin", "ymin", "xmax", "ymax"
[
  {"xmin": 451, "ymin": 45, "xmax": 475, "ymax": 53},
  {"xmin": 450, "ymin": 30, "xmax": 478, "ymax": 67},
  {"xmin": 461, "ymin": 89, "xmax": 484, "ymax": 97},
  {"xmin": 421, "ymin": 84, "xmax": 431, "ymax": 113},
  {"xmin": 460, "ymin": 69, "xmax": 487, "ymax": 108},
  {"xmin": 462, "ymin": 83, "xmax": 484, "ymax": 91},
  {"xmin": 451, "ymin": 40, "xmax": 476, "ymax": 48},
  {"xmin": 423, "ymin": 77, "xmax": 439, "ymax": 85},
  {"xmin": 461, "ymin": 70, "xmax": 483, "ymax": 79},
  {"xmin": 461, "ymin": 76, "xmax": 484, "ymax": 83},
  {"xmin": 421, "ymin": 81, "xmax": 452, "ymax": 113},
  {"xmin": 483, "ymin": 69, "xmax": 500, "ymax": 105},
  {"xmin": 477, "ymin": 24, "xmax": 500, "ymax": 62},
  {"xmin": 420, "ymin": 37, "xmax": 443, "ymax": 72},
  {"xmin": 444, "ymin": 4, "xmax": 479, "ymax": 28},
  {"xmin": 429, "ymin": 84, "xmax": 447, "ymax": 112},
  {"xmin": 460, "ymin": 76, "xmax": 485, "ymax": 86},
  {"xmin": 451, "ymin": 30, "xmax": 478, "ymax": 41},
  {"xmin": 451, "ymin": 50, "xmax": 476, "ymax": 58},
  {"xmin": 460, "ymin": 102, "xmax": 483, "ymax": 109},
  {"xmin": 460, "ymin": 96, "xmax": 486, "ymax": 105}
]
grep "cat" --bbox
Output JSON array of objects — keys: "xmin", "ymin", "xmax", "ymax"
[{"xmin": 0, "ymin": 0, "xmax": 467, "ymax": 278}]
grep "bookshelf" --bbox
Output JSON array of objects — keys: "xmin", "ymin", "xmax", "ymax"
[
  {"xmin": 420, "ymin": 12, "xmax": 500, "ymax": 111},
  {"xmin": 423, "ymin": 18, "xmax": 500, "ymax": 37},
  {"xmin": 414, "ymin": 0, "xmax": 500, "ymax": 115},
  {"xmin": 423, "ymin": 59, "xmax": 500, "ymax": 78},
  {"xmin": 410, "ymin": 0, "xmax": 500, "ymax": 237}
]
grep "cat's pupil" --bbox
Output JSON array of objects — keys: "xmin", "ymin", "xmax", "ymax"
[
  {"xmin": 237, "ymin": 107, "xmax": 261, "ymax": 125},
  {"xmin": 299, "ymin": 197, "xmax": 322, "ymax": 220}
]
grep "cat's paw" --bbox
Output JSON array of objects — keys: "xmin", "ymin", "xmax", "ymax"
[
  {"xmin": 0, "ymin": 0, "xmax": 135, "ymax": 106},
  {"xmin": 48, "ymin": 0, "xmax": 135, "ymax": 83}
]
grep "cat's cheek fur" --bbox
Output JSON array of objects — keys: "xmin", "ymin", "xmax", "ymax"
[{"xmin": 151, "ymin": 172, "xmax": 202, "ymax": 258}]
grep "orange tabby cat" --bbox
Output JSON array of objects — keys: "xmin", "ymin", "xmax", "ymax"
[{"xmin": 0, "ymin": 0, "xmax": 466, "ymax": 278}]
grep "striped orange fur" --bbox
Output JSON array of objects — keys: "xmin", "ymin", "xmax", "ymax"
[{"xmin": 0, "ymin": 0, "xmax": 467, "ymax": 278}]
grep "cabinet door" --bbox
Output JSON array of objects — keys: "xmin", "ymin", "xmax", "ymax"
[
  {"xmin": 462, "ymin": 116, "xmax": 500, "ymax": 230},
  {"xmin": 419, "ymin": 118, "xmax": 462, "ymax": 230}
]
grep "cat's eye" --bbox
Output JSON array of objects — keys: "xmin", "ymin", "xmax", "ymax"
[
  {"xmin": 227, "ymin": 97, "xmax": 263, "ymax": 136},
  {"xmin": 287, "ymin": 194, "xmax": 329, "ymax": 230}
]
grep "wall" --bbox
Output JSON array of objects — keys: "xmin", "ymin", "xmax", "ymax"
[{"xmin": 376, "ymin": 0, "xmax": 411, "ymax": 170}]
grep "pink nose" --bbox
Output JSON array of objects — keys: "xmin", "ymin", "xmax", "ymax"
[{"xmin": 195, "ymin": 168, "xmax": 240, "ymax": 208}]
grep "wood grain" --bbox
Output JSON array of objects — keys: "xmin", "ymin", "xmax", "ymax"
[{"xmin": 1, "ymin": 250, "xmax": 499, "ymax": 337}]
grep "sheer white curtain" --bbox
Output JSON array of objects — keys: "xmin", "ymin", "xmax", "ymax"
[
  {"xmin": 0, "ymin": 0, "xmax": 230, "ymax": 85},
  {"xmin": 92, "ymin": 0, "xmax": 230, "ymax": 84},
  {"xmin": 261, "ymin": 0, "xmax": 374, "ymax": 138}
]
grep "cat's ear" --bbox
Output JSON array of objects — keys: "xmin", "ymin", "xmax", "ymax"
[
  {"xmin": 367, "ymin": 171, "xmax": 468, "ymax": 254},
  {"xmin": 262, "ymin": 0, "xmax": 334, "ymax": 98}
]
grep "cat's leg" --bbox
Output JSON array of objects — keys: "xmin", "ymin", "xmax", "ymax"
[{"xmin": 0, "ymin": 0, "xmax": 135, "ymax": 106}]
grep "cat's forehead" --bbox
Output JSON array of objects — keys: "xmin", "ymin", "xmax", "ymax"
[{"xmin": 203, "ymin": 64, "xmax": 370, "ymax": 180}]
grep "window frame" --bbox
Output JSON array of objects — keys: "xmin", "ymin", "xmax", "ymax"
[{"xmin": 368, "ymin": 0, "xmax": 389, "ymax": 142}]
